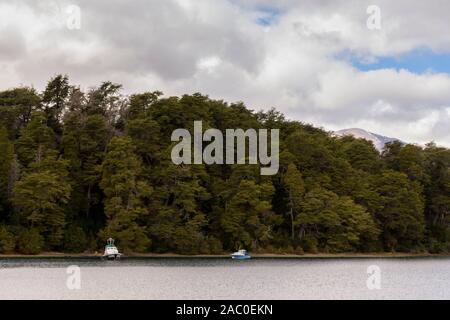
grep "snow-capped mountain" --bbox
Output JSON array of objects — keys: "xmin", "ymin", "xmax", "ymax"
[{"xmin": 333, "ymin": 128, "xmax": 401, "ymax": 152}]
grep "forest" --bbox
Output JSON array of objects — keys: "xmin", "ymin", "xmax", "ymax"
[{"xmin": 0, "ymin": 74, "xmax": 449, "ymax": 255}]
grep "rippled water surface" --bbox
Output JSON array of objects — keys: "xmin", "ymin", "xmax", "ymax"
[{"xmin": 0, "ymin": 257, "xmax": 449, "ymax": 299}]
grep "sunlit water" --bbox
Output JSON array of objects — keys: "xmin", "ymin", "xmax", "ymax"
[{"xmin": 0, "ymin": 257, "xmax": 449, "ymax": 299}]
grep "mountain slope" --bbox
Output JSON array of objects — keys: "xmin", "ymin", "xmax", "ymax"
[{"xmin": 333, "ymin": 128, "xmax": 401, "ymax": 152}]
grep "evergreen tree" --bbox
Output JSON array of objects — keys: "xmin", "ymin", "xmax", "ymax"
[
  {"xmin": 298, "ymin": 188, "xmax": 379, "ymax": 252},
  {"xmin": 222, "ymin": 180, "xmax": 277, "ymax": 250},
  {"xmin": 0, "ymin": 77, "xmax": 449, "ymax": 254},
  {"xmin": 423, "ymin": 143, "xmax": 450, "ymax": 252},
  {"xmin": 42, "ymin": 74, "xmax": 70, "ymax": 134},
  {"xmin": 16, "ymin": 228, "xmax": 44, "ymax": 254},
  {"xmin": 0, "ymin": 127, "xmax": 13, "ymax": 220},
  {"xmin": 283, "ymin": 163, "xmax": 305, "ymax": 241},
  {"xmin": 147, "ymin": 150, "xmax": 210, "ymax": 254},
  {"xmin": 338, "ymin": 136, "xmax": 381, "ymax": 173},
  {"xmin": 0, "ymin": 225, "xmax": 15, "ymax": 253},
  {"xmin": 0, "ymin": 87, "xmax": 40, "ymax": 139},
  {"xmin": 371, "ymin": 170, "xmax": 425, "ymax": 251},
  {"xmin": 13, "ymin": 155, "xmax": 71, "ymax": 249},
  {"xmin": 62, "ymin": 110, "xmax": 109, "ymax": 227},
  {"xmin": 99, "ymin": 136, "xmax": 151, "ymax": 253},
  {"xmin": 15, "ymin": 112, "xmax": 56, "ymax": 168},
  {"xmin": 86, "ymin": 81, "xmax": 123, "ymax": 118}
]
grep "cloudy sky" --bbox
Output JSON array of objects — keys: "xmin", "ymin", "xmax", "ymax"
[{"xmin": 1, "ymin": 0, "xmax": 450, "ymax": 146}]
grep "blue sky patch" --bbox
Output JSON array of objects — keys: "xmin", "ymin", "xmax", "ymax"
[
  {"xmin": 226, "ymin": 1, "xmax": 282, "ymax": 26},
  {"xmin": 339, "ymin": 48, "xmax": 450, "ymax": 74},
  {"xmin": 255, "ymin": 6, "xmax": 282, "ymax": 26}
]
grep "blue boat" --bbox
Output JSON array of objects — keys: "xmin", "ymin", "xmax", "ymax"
[{"xmin": 231, "ymin": 249, "xmax": 251, "ymax": 260}]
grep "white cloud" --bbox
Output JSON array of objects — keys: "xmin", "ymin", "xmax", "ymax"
[{"xmin": 0, "ymin": 0, "xmax": 450, "ymax": 146}]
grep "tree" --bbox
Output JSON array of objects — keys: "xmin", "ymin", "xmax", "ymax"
[
  {"xmin": 298, "ymin": 188, "xmax": 379, "ymax": 252},
  {"xmin": 423, "ymin": 143, "xmax": 450, "ymax": 252},
  {"xmin": 0, "ymin": 87, "xmax": 40, "ymax": 138},
  {"xmin": 127, "ymin": 91, "xmax": 162, "ymax": 120},
  {"xmin": 64, "ymin": 224, "xmax": 88, "ymax": 253},
  {"xmin": 371, "ymin": 170, "xmax": 425, "ymax": 251},
  {"xmin": 126, "ymin": 117, "xmax": 161, "ymax": 166},
  {"xmin": 16, "ymin": 228, "xmax": 44, "ymax": 254},
  {"xmin": 384, "ymin": 143, "xmax": 427, "ymax": 182},
  {"xmin": 221, "ymin": 180, "xmax": 277, "ymax": 250},
  {"xmin": 328, "ymin": 196, "xmax": 380, "ymax": 252},
  {"xmin": 62, "ymin": 111, "xmax": 109, "ymax": 224},
  {"xmin": 1, "ymin": 76, "xmax": 450, "ymax": 255},
  {"xmin": 382, "ymin": 141, "xmax": 404, "ymax": 167},
  {"xmin": 147, "ymin": 150, "xmax": 211, "ymax": 254},
  {"xmin": 42, "ymin": 74, "xmax": 70, "ymax": 134},
  {"xmin": 0, "ymin": 127, "xmax": 13, "ymax": 220},
  {"xmin": 0, "ymin": 225, "xmax": 15, "ymax": 253},
  {"xmin": 86, "ymin": 81, "xmax": 123, "ymax": 117},
  {"xmin": 12, "ymin": 155, "xmax": 71, "ymax": 249},
  {"xmin": 285, "ymin": 129, "xmax": 335, "ymax": 190},
  {"xmin": 339, "ymin": 136, "xmax": 381, "ymax": 173},
  {"xmin": 15, "ymin": 112, "xmax": 56, "ymax": 168},
  {"xmin": 99, "ymin": 136, "xmax": 151, "ymax": 253},
  {"xmin": 283, "ymin": 163, "xmax": 305, "ymax": 241}
]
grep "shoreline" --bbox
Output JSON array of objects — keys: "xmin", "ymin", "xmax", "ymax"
[{"xmin": 0, "ymin": 252, "xmax": 449, "ymax": 259}]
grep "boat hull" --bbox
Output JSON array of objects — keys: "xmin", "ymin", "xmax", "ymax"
[
  {"xmin": 102, "ymin": 254, "xmax": 121, "ymax": 260},
  {"xmin": 231, "ymin": 255, "xmax": 251, "ymax": 260}
]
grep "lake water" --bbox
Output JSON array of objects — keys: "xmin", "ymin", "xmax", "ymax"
[{"xmin": 0, "ymin": 257, "xmax": 449, "ymax": 300}]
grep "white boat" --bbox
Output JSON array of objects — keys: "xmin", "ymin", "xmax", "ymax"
[
  {"xmin": 102, "ymin": 238, "xmax": 122, "ymax": 260},
  {"xmin": 231, "ymin": 249, "xmax": 251, "ymax": 260}
]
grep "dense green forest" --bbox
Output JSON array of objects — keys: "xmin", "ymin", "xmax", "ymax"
[{"xmin": 0, "ymin": 75, "xmax": 449, "ymax": 255}]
